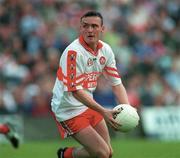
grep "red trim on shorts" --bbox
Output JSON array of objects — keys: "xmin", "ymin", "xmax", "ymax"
[{"xmin": 50, "ymin": 111, "xmax": 67, "ymax": 138}]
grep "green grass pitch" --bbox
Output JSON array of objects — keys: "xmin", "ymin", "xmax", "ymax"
[{"xmin": 0, "ymin": 138, "xmax": 180, "ymax": 158}]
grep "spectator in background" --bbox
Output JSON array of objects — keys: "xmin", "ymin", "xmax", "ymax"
[
  {"xmin": 0, "ymin": 81, "xmax": 17, "ymax": 114},
  {"xmin": 94, "ymin": 76, "xmax": 117, "ymax": 107},
  {"xmin": 0, "ymin": 0, "xmax": 179, "ymax": 116}
]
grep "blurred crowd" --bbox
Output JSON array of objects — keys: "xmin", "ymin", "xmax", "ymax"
[{"xmin": 0, "ymin": 0, "xmax": 179, "ymax": 116}]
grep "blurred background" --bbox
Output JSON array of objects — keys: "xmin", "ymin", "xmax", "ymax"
[{"xmin": 0, "ymin": 0, "xmax": 180, "ymax": 144}]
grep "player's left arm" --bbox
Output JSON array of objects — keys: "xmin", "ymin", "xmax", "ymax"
[
  {"xmin": 112, "ymin": 83, "xmax": 129, "ymax": 104},
  {"xmin": 103, "ymin": 45, "xmax": 129, "ymax": 104}
]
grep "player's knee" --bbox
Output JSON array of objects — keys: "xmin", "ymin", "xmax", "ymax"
[
  {"xmin": 95, "ymin": 146, "xmax": 111, "ymax": 158},
  {"xmin": 109, "ymin": 146, "xmax": 113, "ymax": 158}
]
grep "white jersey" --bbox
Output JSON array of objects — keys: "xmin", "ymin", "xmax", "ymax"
[{"xmin": 51, "ymin": 36, "xmax": 122, "ymax": 121}]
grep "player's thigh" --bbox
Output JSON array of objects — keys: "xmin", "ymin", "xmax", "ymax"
[
  {"xmin": 72, "ymin": 125, "xmax": 110, "ymax": 156},
  {"xmin": 94, "ymin": 119, "xmax": 113, "ymax": 156},
  {"xmin": 94, "ymin": 119, "xmax": 110, "ymax": 144}
]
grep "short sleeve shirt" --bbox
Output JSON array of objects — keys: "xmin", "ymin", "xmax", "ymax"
[{"xmin": 51, "ymin": 36, "xmax": 122, "ymax": 121}]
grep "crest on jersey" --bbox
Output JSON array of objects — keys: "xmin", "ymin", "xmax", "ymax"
[
  {"xmin": 87, "ymin": 58, "xmax": 93, "ymax": 66},
  {"xmin": 99, "ymin": 56, "xmax": 106, "ymax": 65}
]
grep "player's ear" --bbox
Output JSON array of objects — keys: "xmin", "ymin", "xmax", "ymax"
[
  {"xmin": 79, "ymin": 23, "xmax": 83, "ymax": 33},
  {"xmin": 101, "ymin": 25, "xmax": 105, "ymax": 33}
]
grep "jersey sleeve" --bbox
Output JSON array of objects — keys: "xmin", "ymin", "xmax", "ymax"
[
  {"xmin": 103, "ymin": 46, "xmax": 122, "ymax": 86},
  {"xmin": 57, "ymin": 50, "xmax": 85, "ymax": 92}
]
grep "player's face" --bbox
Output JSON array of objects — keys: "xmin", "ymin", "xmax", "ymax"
[{"xmin": 80, "ymin": 16, "xmax": 104, "ymax": 47}]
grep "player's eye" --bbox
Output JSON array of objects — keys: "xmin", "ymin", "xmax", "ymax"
[
  {"xmin": 82, "ymin": 24, "xmax": 99, "ymax": 30},
  {"xmin": 92, "ymin": 24, "xmax": 98, "ymax": 29},
  {"xmin": 83, "ymin": 24, "xmax": 89, "ymax": 29}
]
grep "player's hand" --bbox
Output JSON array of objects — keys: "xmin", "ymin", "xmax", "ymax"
[{"xmin": 102, "ymin": 108, "xmax": 121, "ymax": 131}]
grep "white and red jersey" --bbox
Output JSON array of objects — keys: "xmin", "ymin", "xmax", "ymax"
[{"xmin": 51, "ymin": 36, "xmax": 122, "ymax": 121}]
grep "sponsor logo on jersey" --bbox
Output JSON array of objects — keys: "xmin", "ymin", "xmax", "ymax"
[
  {"xmin": 83, "ymin": 73, "xmax": 98, "ymax": 88},
  {"xmin": 99, "ymin": 56, "xmax": 106, "ymax": 65}
]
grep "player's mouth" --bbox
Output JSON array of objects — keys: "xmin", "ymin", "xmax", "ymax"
[{"xmin": 87, "ymin": 35, "xmax": 95, "ymax": 39}]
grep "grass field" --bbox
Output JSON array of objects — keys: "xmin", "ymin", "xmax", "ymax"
[{"xmin": 0, "ymin": 138, "xmax": 180, "ymax": 158}]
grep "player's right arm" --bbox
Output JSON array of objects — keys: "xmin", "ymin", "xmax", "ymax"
[{"xmin": 72, "ymin": 89, "xmax": 120, "ymax": 130}]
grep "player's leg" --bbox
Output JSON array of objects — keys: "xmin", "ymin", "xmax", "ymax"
[
  {"xmin": 0, "ymin": 123, "xmax": 19, "ymax": 148},
  {"xmin": 55, "ymin": 108, "xmax": 111, "ymax": 158},
  {"xmin": 0, "ymin": 124, "xmax": 9, "ymax": 134},
  {"xmin": 94, "ymin": 119, "xmax": 113, "ymax": 157},
  {"xmin": 71, "ymin": 119, "xmax": 113, "ymax": 158},
  {"xmin": 57, "ymin": 126, "xmax": 110, "ymax": 158},
  {"xmin": 72, "ymin": 125, "xmax": 111, "ymax": 158}
]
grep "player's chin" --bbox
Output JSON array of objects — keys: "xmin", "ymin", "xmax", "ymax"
[
  {"xmin": 86, "ymin": 39, "xmax": 96, "ymax": 45},
  {"xmin": 87, "ymin": 37, "xmax": 95, "ymax": 42}
]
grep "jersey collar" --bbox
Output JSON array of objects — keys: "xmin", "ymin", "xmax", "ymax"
[{"xmin": 79, "ymin": 35, "xmax": 103, "ymax": 56}]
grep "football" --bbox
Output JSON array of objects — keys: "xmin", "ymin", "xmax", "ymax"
[{"xmin": 113, "ymin": 104, "xmax": 140, "ymax": 132}]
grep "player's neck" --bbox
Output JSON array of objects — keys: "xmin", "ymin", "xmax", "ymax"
[{"xmin": 88, "ymin": 43, "xmax": 98, "ymax": 52}]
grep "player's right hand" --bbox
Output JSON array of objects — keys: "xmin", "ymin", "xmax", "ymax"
[{"xmin": 102, "ymin": 108, "xmax": 121, "ymax": 131}]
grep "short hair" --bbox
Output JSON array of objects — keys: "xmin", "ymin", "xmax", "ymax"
[{"xmin": 80, "ymin": 11, "xmax": 103, "ymax": 25}]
